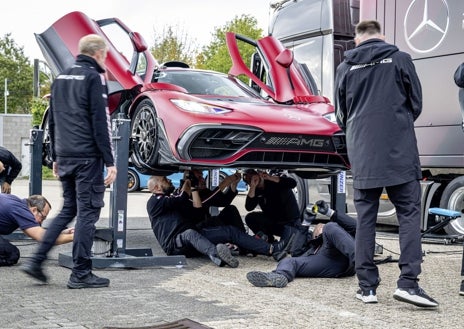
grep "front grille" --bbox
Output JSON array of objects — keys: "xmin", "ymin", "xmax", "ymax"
[
  {"xmin": 237, "ymin": 151, "xmax": 349, "ymax": 170},
  {"xmin": 186, "ymin": 127, "xmax": 262, "ymax": 159},
  {"xmin": 181, "ymin": 125, "xmax": 350, "ymax": 170}
]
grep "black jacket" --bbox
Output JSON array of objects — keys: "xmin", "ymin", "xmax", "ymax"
[
  {"xmin": 49, "ymin": 55, "xmax": 114, "ymax": 167},
  {"xmin": 146, "ymin": 191, "xmax": 196, "ymax": 255},
  {"xmin": 245, "ymin": 175, "xmax": 300, "ymax": 224},
  {"xmin": 335, "ymin": 39, "xmax": 422, "ymax": 189},
  {"xmin": 0, "ymin": 146, "xmax": 22, "ymax": 184}
]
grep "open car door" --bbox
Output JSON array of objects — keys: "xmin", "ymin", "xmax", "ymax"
[{"xmin": 226, "ymin": 32, "xmax": 328, "ymax": 105}]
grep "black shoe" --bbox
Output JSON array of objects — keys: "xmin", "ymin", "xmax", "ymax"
[
  {"xmin": 246, "ymin": 271, "xmax": 288, "ymax": 288},
  {"xmin": 216, "ymin": 243, "xmax": 239, "ymax": 268},
  {"xmin": 21, "ymin": 261, "xmax": 48, "ymax": 283},
  {"xmin": 271, "ymin": 233, "xmax": 295, "ymax": 261},
  {"xmin": 67, "ymin": 273, "xmax": 110, "ymax": 289},
  {"xmin": 460, "ymin": 280, "xmax": 464, "ymax": 296},
  {"xmin": 356, "ymin": 289, "xmax": 378, "ymax": 304},
  {"xmin": 393, "ymin": 287, "xmax": 438, "ymax": 307}
]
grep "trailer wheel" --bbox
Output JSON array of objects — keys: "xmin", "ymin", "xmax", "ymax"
[{"xmin": 439, "ymin": 176, "xmax": 464, "ymax": 235}]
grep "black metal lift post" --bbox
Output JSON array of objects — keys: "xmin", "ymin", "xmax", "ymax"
[{"xmin": 58, "ymin": 115, "xmax": 186, "ymax": 269}]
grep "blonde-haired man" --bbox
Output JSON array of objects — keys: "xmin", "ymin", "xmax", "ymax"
[{"xmin": 22, "ymin": 34, "xmax": 116, "ymax": 289}]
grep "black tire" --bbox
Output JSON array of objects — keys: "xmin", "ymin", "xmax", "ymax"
[
  {"xmin": 40, "ymin": 108, "xmax": 53, "ymax": 169},
  {"xmin": 127, "ymin": 168, "xmax": 140, "ymax": 192},
  {"xmin": 130, "ymin": 99, "xmax": 159, "ymax": 169},
  {"xmin": 288, "ymin": 173, "xmax": 308, "ymax": 220},
  {"xmin": 439, "ymin": 176, "xmax": 464, "ymax": 235}
]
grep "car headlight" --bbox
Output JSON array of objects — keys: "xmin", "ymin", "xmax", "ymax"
[
  {"xmin": 322, "ymin": 112, "xmax": 337, "ymax": 123},
  {"xmin": 171, "ymin": 99, "xmax": 231, "ymax": 114}
]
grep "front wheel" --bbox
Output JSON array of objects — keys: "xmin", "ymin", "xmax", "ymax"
[
  {"xmin": 130, "ymin": 100, "xmax": 159, "ymax": 170},
  {"xmin": 439, "ymin": 176, "xmax": 464, "ymax": 235}
]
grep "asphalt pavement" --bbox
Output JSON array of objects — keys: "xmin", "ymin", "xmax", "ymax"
[{"xmin": 1, "ymin": 179, "xmax": 464, "ymax": 329}]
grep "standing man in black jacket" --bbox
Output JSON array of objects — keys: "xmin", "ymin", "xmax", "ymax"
[
  {"xmin": 0, "ymin": 146, "xmax": 22, "ymax": 194},
  {"xmin": 335, "ymin": 20, "xmax": 438, "ymax": 307},
  {"xmin": 22, "ymin": 34, "xmax": 117, "ymax": 289}
]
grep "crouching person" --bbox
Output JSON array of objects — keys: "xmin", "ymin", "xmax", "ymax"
[
  {"xmin": 147, "ymin": 176, "xmax": 294, "ymax": 267},
  {"xmin": 247, "ymin": 200, "xmax": 355, "ymax": 288},
  {"xmin": 0, "ymin": 194, "xmax": 73, "ymax": 266}
]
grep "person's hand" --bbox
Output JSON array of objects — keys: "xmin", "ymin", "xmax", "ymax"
[
  {"xmin": 313, "ymin": 223, "xmax": 325, "ymax": 238},
  {"xmin": 63, "ymin": 227, "xmax": 75, "ymax": 234},
  {"xmin": 1, "ymin": 182, "xmax": 11, "ymax": 194},
  {"xmin": 104, "ymin": 166, "xmax": 117, "ymax": 186},
  {"xmin": 52, "ymin": 162, "xmax": 59, "ymax": 178},
  {"xmin": 181, "ymin": 178, "xmax": 192, "ymax": 193},
  {"xmin": 249, "ymin": 174, "xmax": 260, "ymax": 188},
  {"xmin": 261, "ymin": 172, "xmax": 279, "ymax": 183}
]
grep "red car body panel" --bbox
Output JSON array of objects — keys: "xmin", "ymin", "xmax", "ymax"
[{"xmin": 36, "ymin": 11, "xmax": 349, "ymax": 174}]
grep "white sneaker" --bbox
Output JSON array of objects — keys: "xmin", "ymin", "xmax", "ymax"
[
  {"xmin": 393, "ymin": 288, "xmax": 438, "ymax": 307},
  {"xmin": 356, "ymin": 289, "xmax": 378, "ymax": 303}
]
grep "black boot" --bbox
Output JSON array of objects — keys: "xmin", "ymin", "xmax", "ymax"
[{"xmin": 271, "ymin": 233, "xmax": 295, "ymax": 261}]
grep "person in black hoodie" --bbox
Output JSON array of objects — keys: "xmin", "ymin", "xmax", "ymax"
[
  {"xmin": 22, "ymin": 34, "xmax": 117, "ymax": 289},
  {"xmin": 0, "ymin": 146, "xmax": 22, "ymax": 194},
  {"xmin": 335, "ymin": 20, "xmax": 438, "ymax": 307}
]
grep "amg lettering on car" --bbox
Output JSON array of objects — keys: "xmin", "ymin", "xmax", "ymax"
[{"xmin": 264, "ymin": 137, "xmax": 326, "ymax": 148}]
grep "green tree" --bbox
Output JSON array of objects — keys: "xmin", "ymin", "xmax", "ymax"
[
  {"xmin": 150, "ymin": 25, "xmax": 199, "ymax": 67},
  {"xmin": 0, "ymin": 33, "xmax": 33, "ymax": 114},
  {"xmin": 196, "ymin": 15, "xmax": 263, "ymax": 75}
]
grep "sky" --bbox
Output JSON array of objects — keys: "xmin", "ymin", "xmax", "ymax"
[{"xmin": 1, "ymin": 0, "xmax": 273, "ymax": 61}]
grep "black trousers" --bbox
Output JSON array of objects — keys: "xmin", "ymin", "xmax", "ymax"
[
  {"xmin": 33, "ymin": 157, "xmax": 105, "ymax": 279},
  {"xmin": 354, "ymin": 180, "xmax": 422, "ymax": 291},
  {"xmin": 0, "ymin": 236, "xmax": 20, "ymax": 266}
]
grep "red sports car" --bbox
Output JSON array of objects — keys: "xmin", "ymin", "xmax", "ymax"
[{"xmin": 36, "ymin": 11, "xmax": 348, "ymax": 177}]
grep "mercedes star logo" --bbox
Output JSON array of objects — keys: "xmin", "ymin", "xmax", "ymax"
[{"xmin": 404, "ymin": 0, "xmax": 449, "ymax": 54}]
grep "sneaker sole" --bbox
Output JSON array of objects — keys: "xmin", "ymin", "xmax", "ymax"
[
  {"xmin": 216, "ymin": 244, "xmax": 239, "ymax": 268},
  {"xmin": 356, "ymin": 292, "xmax": 378, "ymax": 304},
  {"xmin": 246, "ymin": 272, "xmax": 287, "ymax": 288},
  {"xmin": 393, "ymin": 289, "xmax": 438, "ymax": 307},
  {"xmin": 67, "ymin": 282, "xmax": 110, "ymax": 289}
]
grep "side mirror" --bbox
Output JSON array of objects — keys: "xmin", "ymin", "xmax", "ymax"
[
  {"xmin": 130, "ymin": 32, "xmax": 148, "ymax": 52},
  {"xmin": 275, "ymin": 49, "xmax": 293, "ymax": 68}
]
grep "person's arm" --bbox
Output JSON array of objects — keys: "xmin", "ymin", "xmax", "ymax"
[
  {"xmin": 23, "ymin": 226, "xmax": 73, "ymax": 245},
  {"xmin": 402, "ymin": 53, "xmax": 422, "ymax": 121},
  {"xmin": 334, "ymin": 63, "xmax": 349, "ymax": 132},
  {"xmin": 245, "ymin": 175, "xmax": 260, "ymax": 211},
  {"xmin": 4, "ymin": 152, "xmax": 22, "ymax": 185},
  {"xmin": 89, "ymin": 73, "xmax": 114, "ymax": 167}
]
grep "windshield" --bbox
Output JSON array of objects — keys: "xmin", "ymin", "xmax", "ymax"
[{"xmin": 153, "ymin": 70, "xmax": 262, "ymax": 98}]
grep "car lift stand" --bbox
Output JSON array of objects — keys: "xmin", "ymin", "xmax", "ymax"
[
  {"xmin": 422, "ymin": 208, "xmax": 463, "ymax": 245},
  {"xmin": 55, "ymin": 115, "xmax": 187, "ymax": 269}
]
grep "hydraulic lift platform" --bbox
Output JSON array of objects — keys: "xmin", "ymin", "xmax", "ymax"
[{"xmin": 28, "ymin": 116, "xmax": 186, "ymax": 269}]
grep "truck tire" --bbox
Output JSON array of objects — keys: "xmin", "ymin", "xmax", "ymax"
[{"xmin": 439, "ymin": 176, "xmax": 464, "ymax": 235}]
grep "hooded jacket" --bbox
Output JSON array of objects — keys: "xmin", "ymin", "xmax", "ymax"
[{"xmin": 334, "ymin": 38, "xmax": 422, "ymax": 189}]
